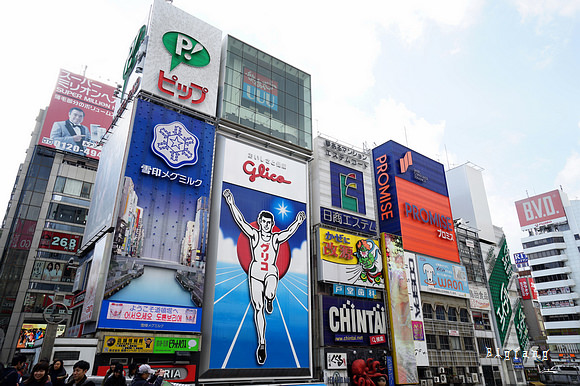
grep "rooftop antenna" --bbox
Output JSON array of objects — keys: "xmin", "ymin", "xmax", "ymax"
[
  {"xmin": 404, "ymin": 125, "xmax": 409, "ymax": 147},
  {"xmin": 444, "ymin": 144, "xmax": 450, "ymax": 170},
  {"xmin": 81, "ymin": 65, "xmax": 87, "ymax": 77}
]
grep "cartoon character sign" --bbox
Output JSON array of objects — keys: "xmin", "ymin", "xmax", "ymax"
[
  {"xmin": 209, "ymin": 182, "xmax": 309, "ymax": 370},
  {"xmin": 222, "ymin": 189, "xmax": 306, "ymax": 364},
  {"xmin": 351, "ymin": 239, "xmax": 383, "ymax": 284}
]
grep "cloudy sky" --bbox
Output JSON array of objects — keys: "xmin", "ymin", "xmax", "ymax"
[{"xmin": 1, "ymin": 0, "xmax": 580, "ymax": 253}]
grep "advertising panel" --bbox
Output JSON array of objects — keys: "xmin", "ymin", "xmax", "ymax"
[
  {"xmin": 416, "ymin": 254, "xmax": 469, "ymax": 298},
  {"xmin": 140, "ymin": 0, "xmax": 222, "ymax": 117},
  {"xmin": 311, "ymin": 137, "xmax": 376, "ymax": 236},
  {"xmin": 17, "ymin": 323, "xmax": 65, "ymax": 348},
  {"xmin": 469, "ymin": 284, "xmax": 491, "ymax": 310},
  {"xmin": 96, "ymin": 364, "xmax": 197, "ymax": 383},
  {"xmin": 318, "ymin": 227, "xmax": 384, "ymax": 288},
  {"xmin": 39, "ymin": 230, "xmax": 82, "ymax": 253},
  {"xmin": 515, "ymin": 190, "xmax": 567, "ymax": 230},
  {"xmin": 103, "ymin": 335, "xmax": 155, "ymax": 353},
  {"xmin": 380, "ymin": 233, "xmax": 418, "ymax": 385},
  {"xmin": 98, "ymin": 99, "xmax": 215, "ymax": 333},
  {"xmin": 514, "ymin": 302, "xmax": 529, "ymax": 353},
  {"xmin": 243, "ymin": 68, "xmax": 278, "ymax": 111},
  {"xmin": 489, "ymin": 238, "xmax": 513, "ymax": 345},
  {"xmin": 513, "ymin": 252, "xmax": 528, "ymax": 265},
  {"xmin": 38, "ymin": 69, "xmax": 115, "ymax": 159},
  {"xmin": 322, "ymin": 296, "xmax": 387, "ymax": 346},
  {"xmin": 80, "ymin": 237, "xmax": 109, "ymax": 323},
  {"xmin": 30, "ymin": 260, "xmax": 75, "ymax": 283},
  {"xmin": 519, "ymin": 278, "xmax": 531, "ymax": 300},
  {"xmin": 9, "ymin": 219, "xmax": 37, "ymax": 251},
  {"xmin": 205, "ymin": 136, "xmax": 309, "ymax": 376},
  {"xmin": 405, "ymin": 252, "xmax": 429, "ymax": 367},
  {"xmin": 529, "ymin": 278, "xmax": 538, "ymax": 300},
  {"xmin": 372, "ymin": 141, "xmax": 459, "ymax": 263}
]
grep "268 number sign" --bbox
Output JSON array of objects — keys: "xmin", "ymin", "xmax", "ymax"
[{"xmin": 39, "ymin": 230, "xmax": 82, "ymax": 253}]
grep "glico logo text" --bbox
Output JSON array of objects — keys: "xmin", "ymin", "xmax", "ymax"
[{"xmin": 404, "ymin": 202, "xmax": 453, "ymax": 231}]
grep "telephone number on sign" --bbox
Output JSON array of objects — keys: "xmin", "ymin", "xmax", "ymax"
[{"xmin": 41, "ymin": 137, "xmax": 101, "ymax": 157}]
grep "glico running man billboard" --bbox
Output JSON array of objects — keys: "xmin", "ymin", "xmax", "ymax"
[
  {"xmin": 97, "ymin": 99, "xmax": 215, "ymax": 333},
  {"xmin": 202, "ymin": 136, "xmax": 310, "ymax": 380},
  {"xmin": 372, "ymin": 141, "xmax": 459, "ymax": 263},
  {"xmin": 38, "ymin": 69, "xmax": 115, "ymax": 159}
]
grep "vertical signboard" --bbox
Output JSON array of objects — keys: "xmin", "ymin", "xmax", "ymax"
[
  {"xmin": 204, "ymin": 136, "xmax": 309, "ymax": 379},
  {"xmin": 515, "ymin": 190, "xmax": 567, "ymax": 230},
  {"xmin": 38, "ymin": 69, "xmax": 115, "ymax": 159},
  {"xmin": 372, "ymin": 141, "xmax": 459, "ymax": 263},
  {"xmin": 405, "ymin": 253, "xmax": 429, "ymax": 367},
  {"xmin": 514, "ymin": 302, "xmax": 529, "ymax": 353},
  {"xmin": 311, "ymin": 137, "xmax": 377, "ymax": 235},
  {"xmin": 380, "ymin": 233, "xmax": 418, "ymax": 385},
  {"xmin": 518, "ymin": 278, "xmax": 531, "ymax": 300},
  {"xmin": 97, "ymin": 99, "xmax": 215, "ymax": 332},
  {"xmin": 318, "ymin": 227, "xmax": 384, "ymax": 288},
  {"xmin": 488, "ymin": 238, "xmax": 513, "ymax": 345},
  {"xmin": 140, "ymin": 0, "xmax": 222, "ymax": 117},
  {"xmin": 529, "ymin": 278, "xmax": 538, "ymax": 300}
]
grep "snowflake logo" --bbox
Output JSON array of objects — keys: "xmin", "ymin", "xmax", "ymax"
[{"xmin": 151, "ymin": 121, "xmax": 199, "ymax": 169}]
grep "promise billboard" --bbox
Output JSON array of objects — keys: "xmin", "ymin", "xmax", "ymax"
[
  {"xmin": 372, "ymin": 141, "xmax": 459, "ymax": 263},
  {"xmin": 38, "ymin": 69, "xmax": 115, "ymax": 159}
]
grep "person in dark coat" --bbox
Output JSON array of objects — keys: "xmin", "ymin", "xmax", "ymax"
[
  {"xmin": 23, "ymin": 362, "xmax": 52, "ymax": 386},
  {"xmin": 48, "ymin": 360, "xmax": 67, "ymax": 386},
  {"xmin": 65, "ymin": 361, "xmax": 94, "ymax": 386},
  {"xmin": 130, "ymin": 365, "xmax": 163, "ymax": 386},
  {"xmin": 103, "ymin": 364, "xmax": 126, "ymax": 386}
]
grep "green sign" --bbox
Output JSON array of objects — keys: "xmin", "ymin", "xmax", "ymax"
[
  {"xmin": 121, "ymin": 25, "xmax": 147, "ymax": 97},
  {"xmin": 489, "ymin": 238, "xmax": 513, "ymax": 345},
  {"xmin": 162, "ymin": 32, "xmax": 210, "ymax": 71},
  {"xmin": 153, "ymin": 337, "xmax": 200, "ymax": 353},
  {"xmin": 514, "ymin": 302, "xmax": 529, "ymax": 353}
]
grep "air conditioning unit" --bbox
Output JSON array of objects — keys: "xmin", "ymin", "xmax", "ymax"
[
  {"xmin": 440, "ymin": 374, "xmax": 447, "ymax": 384},
  {"xmin": 459, "ymin": 375, "xmax": 466, "ymax": 383},
  {"xmin": 433, "ymin": 376, "xmax": 440, "ymax": 383},
  {"xmin": 425, "ymin": 370, "xmax": 433, "ymax": 378},
  {"xmin": 421, "ymin": 380, "xmax": 428, "ymax": 386},
  {"xmin": 439, "ymin": 366, "xmax": 445, "ymax": 374},
  {"xmin": 466, "ymin": 375, "xmax": 472, "ymax": 383},
  {"xmin": 471, "ymin": 373, "xmax": 479, "ymax": 383}
]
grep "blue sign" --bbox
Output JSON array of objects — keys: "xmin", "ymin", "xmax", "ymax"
[
  {"xmin": 367, "ymin": 289, "xmax": 377, "ymax": 299},
  {"xmin": 99, "ymin": 99, "xmax": 215, "ymax": 332},
  {"xmin": 513, "ymin": 252, "xmax": 528, "ymax": 264},
  {"xmin": 416, "ymin": 254, "xmax": 470, "ymax": 298},
  {"xmin": 98, "ymin": 299, "xmax": 201, "ymax": 332},
  {"xmin": 356, "ymin": 288, "xmax": 366, "ymax": 298},
  {"xmin": 345, "ymin": 286, "xmax": 356, "ymax": 296},
  {"xmin": 330, "ymin": 162, "xmax": 366, "ymax": 214},
  {"xmin": 386, "ymin": 356, "xmax": 395, "ymax": 386},
  {"xmin": 333, "ymin": 284, "xmax": 345, "ymax": 295},
  {"xmin": 322, "ymin": 296, "xmax": 388, "ymax": 346},
  {"xmin": 320, "ymin": 207, "xmax": 377, "ymax": 236}
]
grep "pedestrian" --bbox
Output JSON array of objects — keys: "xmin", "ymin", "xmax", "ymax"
[
  {"xmin": 102, "ymin": 364, "xmax": 116, "ymax": 383},
  {"xmin": 0, "ymin": 354, "xmax": 27, "ymax": 386},
  {"xmin": 103, "ymin": 364, "xmax": 125, "ymax": 386},
  {"xmin": 130, "ymin": 365, "xmax": 164, "ymax": 386},
  {"xmin": 48, "ymin": 360, "xmax": 67, "ymax": 386},
  {"xmin": 64, "ymin": 361, "xmax": 94, "ymax": 386},
  {"xmin": 126, "ymin": 364, "xmax": 138, "ymax": 380},
  {"xmin": 22, "ymin": 362, "xmax": 52, "ymax": 386}
]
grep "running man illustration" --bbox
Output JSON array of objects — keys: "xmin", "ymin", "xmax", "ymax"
[{"xmin": 222, "ymin": 189, "xmax": 306, "ymax": 365}]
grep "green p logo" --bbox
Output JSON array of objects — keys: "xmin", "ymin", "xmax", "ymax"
[{"xmin": 163, "ymin": 32, "xmax": 210, "ymax": 71}]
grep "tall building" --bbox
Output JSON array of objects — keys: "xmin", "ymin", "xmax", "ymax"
[
  {"xmin": 515, "ymin": 189, "xmax": 580, "ymax": 363},
  {"xmin": 0, "ymin": 69, "xmax": 115, "ymax": 362},
  {"xmin": 447, "ymin": 163, "xmax": 528, "ymax": 385}
]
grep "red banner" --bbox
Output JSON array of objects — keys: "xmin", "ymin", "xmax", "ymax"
[{"xmin": 518, "ymin": 278, "xmax": 531, "ymax": 300}]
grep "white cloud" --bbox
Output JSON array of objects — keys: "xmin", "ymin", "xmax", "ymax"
[
  {"xmin": 218, "ymin": 229, "xmax": 239, "ymax": 265},
  {"xmin": 512, "ymin": 0, "xmax": 580, "ymax": 20},
  {"xmin": 289, "ymin": 240, "xmax": 309, "ymax": 274},
  {"xmin": 555, "ymin": 151, "xmax": 580, "ymax": 200}
]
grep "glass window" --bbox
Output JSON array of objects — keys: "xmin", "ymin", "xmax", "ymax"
[
  {"xmin": 63, "ymin": 179, "xmax": 83, "ymax": 196},
  {"xmin": 473, "ymin": 312, "xmax": 491, "ymax": 330},
  {"xmin": 464, "ymin": 337, "xmax": 475, "ymax": 351},
  {"xmin": 460, "ymin": 308, "xmax": 469, "ymax": 323},
  {"xmin": 436, "ymin": 305, "xmax": 446, "ymax": 320},
  {"xmin": 450, "ymin": 336, "xmax": 461, "ymax": 350},
  {"xmin": 423, "ymin": 304, "xmax": 433, "ymax": 319},
  {"xmin": 448, "ymin": 307, "xmax": 457, "ymax": 321},
  {"xmin": 439, "ymin": 335, "xmax": 450, "ymax": 350},
  {"xmin": 426, "ymin": 334, "xmax": 437, "ymax": 349},
  {"xmin": 54, "ymin": 176, "xmax": 66, "ymax": 193}
]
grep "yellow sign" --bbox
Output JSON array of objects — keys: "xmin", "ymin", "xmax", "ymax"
[
  {"xmin": 103, "ymin": 336, "xmax": 154, "ymax": 353},
  {"xmin": 319, "ymin": 227, "xmax": 378, "ymax": 265}
]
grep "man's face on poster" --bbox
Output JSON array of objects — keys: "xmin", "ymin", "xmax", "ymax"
[
  {"xmin": 259, "ymin": 216, "xmax": 273, "ymax": 233},
  {"xmin": 69, "ymin": 109, "xmax": 84, "ymax": 125}
]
